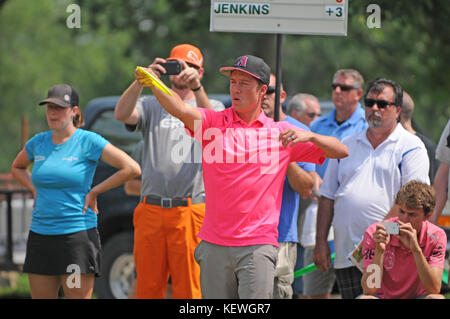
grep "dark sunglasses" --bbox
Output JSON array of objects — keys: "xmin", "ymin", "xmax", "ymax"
[
  {"xmin": 331, "ymin": 83, "xmax": 359, "ymax": 91},
  {"xmin": 364, "ymin": 98, "xmax": 396, "ymax": 109},
  {"xmin": 266, "ymin": 86, "xmax": 276, "ymax": 95},
  {"xmin": 306, "ymin": 112, "xmax": 321, "ymax": 118},
  {"xmin": 186, "ymin": 62, "xmax": 200, "ymax": 70}
]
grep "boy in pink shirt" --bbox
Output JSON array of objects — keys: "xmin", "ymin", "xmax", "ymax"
[
  {"xmin": 361, "ymin": 180, "xmax": 447, "ymax": 299},
  {"xmin": 137, "ymin": 55, "xmax": 348, "ymax": 298}
]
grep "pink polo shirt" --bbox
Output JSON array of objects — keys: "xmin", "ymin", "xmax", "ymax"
[
  {"xmin": 362, "ymin": 217, "xmax": 447, "ymax": 299},
  {"xmin": 187, "ymin": 107, "xmax": 325, "ymax": 247}
]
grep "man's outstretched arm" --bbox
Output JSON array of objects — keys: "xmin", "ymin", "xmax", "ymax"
[
  {"xmin": 279, "ymin": 128, "xmax": 349, "ymax": 159},
  {"xmin": 138, "ymin": 66, "xmax": 202, "ymax": 132}
]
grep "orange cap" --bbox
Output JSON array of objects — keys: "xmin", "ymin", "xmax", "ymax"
[{"xmin": 166, "ymin": 44, "xmax": 203, "ymax": 68}]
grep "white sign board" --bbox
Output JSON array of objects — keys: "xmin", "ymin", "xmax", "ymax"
[{"xmin": 210, "ymin": 0, "xmax": 348, "ymax": 36}]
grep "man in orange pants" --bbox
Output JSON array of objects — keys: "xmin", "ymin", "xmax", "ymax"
[
  {"xmin": 133, "ymin": 198, "xmax": 205, "ymax": 298},
  {"xmin": 115, "ymin": 44, "xmax": 224, "ymax": 298}
]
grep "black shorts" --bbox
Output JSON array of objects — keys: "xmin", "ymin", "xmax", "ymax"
[{"xmin": 23, "ymin": 228, "xmax": 102, "ymax": 277}]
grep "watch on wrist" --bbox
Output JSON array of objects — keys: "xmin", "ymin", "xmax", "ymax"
[{"xmin": 191, "ymin": 85, "xmax": 202, "ymax": 92}]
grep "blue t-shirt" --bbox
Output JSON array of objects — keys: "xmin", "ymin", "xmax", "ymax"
[
  {"xmin": 25, "ymin": 129, "xmax": 109, "ymax": 235},
  {"xmin": 310, "ymin": 104, "xmax": 367, "ymax": 178},
  {"xmin": 278, "ymin": 116, "xmax": 315, "ymax": 243}
]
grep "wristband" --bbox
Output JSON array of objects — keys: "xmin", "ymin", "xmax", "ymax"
[{"xmin": 191, "ymin": 85, "xmax": 202, "ymax": 92}]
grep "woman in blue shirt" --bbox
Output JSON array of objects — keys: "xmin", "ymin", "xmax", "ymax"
[{"xmin": 11, "ymin": 84, "xmax": 141, "ymax": 299}]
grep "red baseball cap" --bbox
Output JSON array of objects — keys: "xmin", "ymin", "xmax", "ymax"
[{"xmin": 166, "ymin": 44, "xmax": 204, "ymax": 68}]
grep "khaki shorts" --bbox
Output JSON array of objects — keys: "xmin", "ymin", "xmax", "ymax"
[{"xmin": 273, "ymin": 242, "xmax": 297, "ymax": 299}]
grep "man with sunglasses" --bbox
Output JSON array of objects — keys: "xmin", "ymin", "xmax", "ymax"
[
  {"xmin": 287, "ymin": 93, "xmax": 322, "ymax": 127},
  {"xmin": 301, "ymin": 69, "xmax": 367, "ymax": 298},
  {"xmin": 310, "ymin": 69, "xmax": 367, "ymax": 178},
  {"xmin": 315, "ymin": 77, "xmax": 430, "ymax": 299},
  {"xmin": 261, "ymin": 73, "xmax": 317, "ymax": 299},
  {"xmin": 115, "ymin": 44, "xmax": 224, "ymax": 299}
]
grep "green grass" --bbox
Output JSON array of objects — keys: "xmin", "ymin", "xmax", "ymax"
[
  {"xmin": 0, "ymin": 272, "xmax": 99, "ymax": 299},
  {"xmin": 0, "ymin": 272, "xmax": 448, "ymax": 299},
  {"xmin": 0, "ymin": 273, "xmax": 31, "ymax": 299}
]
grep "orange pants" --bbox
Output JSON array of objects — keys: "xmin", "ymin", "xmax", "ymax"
[{"xmin": 133, "ymin": 199, "xmax": 204, "ymax": 299}]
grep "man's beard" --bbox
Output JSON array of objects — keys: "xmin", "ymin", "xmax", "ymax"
[
  {"xmin": 170, "ymin": 78, "xmax": 189, "ymax": 90},
  {"xmin": 367, "ymin": 111, "xmax": 382, "ymax": 128},
  {"xmin": 261, "ymin": 102, "xmax": 273, "ymax": 118}
]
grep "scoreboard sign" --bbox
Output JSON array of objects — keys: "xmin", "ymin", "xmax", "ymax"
[{"xmin": 210, "ymin": 0, "xmax": 349, "ymax": 36}]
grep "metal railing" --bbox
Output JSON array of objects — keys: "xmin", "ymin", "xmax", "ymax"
[{"xmin": 0, "ymin": 173, "xmax": 32, "ymax": 271}]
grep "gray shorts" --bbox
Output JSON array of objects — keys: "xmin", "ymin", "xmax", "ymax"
[
  {"xmin": 303, "ymin": 246, "xmax": 335, "ymax": 296},
  {"xmin": 194, "ymin": 240, "xmax": 278, "ymax": 299}
]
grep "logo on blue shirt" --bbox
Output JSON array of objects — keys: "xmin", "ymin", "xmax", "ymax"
[{"xmin": 62, "ymin": 156, "xmax": 79, "ymax": 162}]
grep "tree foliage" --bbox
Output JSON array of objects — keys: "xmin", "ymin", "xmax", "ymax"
[{"xmin": 0, "ymin": 0, "xmax": 448, "ymax": 172}]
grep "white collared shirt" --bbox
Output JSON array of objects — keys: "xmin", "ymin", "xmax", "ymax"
[{"xmin": 320, "ymin": 123, "xmax": 430, "ymax": 268}]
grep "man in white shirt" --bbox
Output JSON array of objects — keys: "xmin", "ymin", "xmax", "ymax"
[{"xmin": 314, "ymin": 78, "xmax": 430, "ymax": 299}]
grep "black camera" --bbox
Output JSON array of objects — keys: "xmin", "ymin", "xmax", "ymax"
[{"xmin": 158, "ymin": 61, "xmax": 182, "ymax": 75}]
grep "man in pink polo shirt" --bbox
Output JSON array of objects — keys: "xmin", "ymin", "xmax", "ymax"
[
  {"xmin": 360, "ymin": 180, "xmax": 447, "ymax": 299},
  {"xmin": 136, "ymin": 54, "xmax": 348, "ymax": 298}
]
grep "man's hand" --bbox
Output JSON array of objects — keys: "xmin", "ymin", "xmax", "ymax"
[
  {"xmin": 313, "ymin": 240, "xmax": 331, "ymax": 273},
  {"xmin": 311, "ymin": 172, "xmax": 322, "ymax": 201},
  {"xmin": 396, "ymin": 221, "xmax": 420, "ymax": 252},
  {"xmin": 286, "ymin": 163, "xmax": 314, "ymax": 199},
  {"xmin": 373, "ymin": 223, "xmax": 390, "ymax": 252},
  {"xmin": 178, "ymin": 60, "xmax": 202, "ymax": 90},
  {"xmin": 279, "ymin": 128, "xmax": 312, "ymax": 148},
  {"xmin": 279, "ymin": 128, "xmax": 349, "ymax": 159},
  {"xmin": 134, "ymin": 58, "xmax": 168, "ymax": 87},
  {"xmin": 134, "ymin": 67, "xmax": 151, "ymax": 87},
  {"xmin": 314, "ymin": 196, "xmax": 334, "ymax": 273}
]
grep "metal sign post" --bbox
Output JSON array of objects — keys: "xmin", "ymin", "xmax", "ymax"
[
  {"xmin": 210, "ymin": 0, "xmax": 349, "ymax": 121},
  {"xmin": 274, "ymin": 34, "xmax": 283, "ymax": 122}
]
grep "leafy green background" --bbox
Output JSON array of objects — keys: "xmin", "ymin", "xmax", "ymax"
[{"xmin": 0, "ymin": 0, "xmax": 449, "ymax": 172}]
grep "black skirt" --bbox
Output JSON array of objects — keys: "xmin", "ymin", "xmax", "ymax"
[{"xmin": 23, "ymin": 228, "xmax": 102, "ymax": 277}]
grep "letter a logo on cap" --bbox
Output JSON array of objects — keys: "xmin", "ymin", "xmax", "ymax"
[
  {"xmin": 235, "ymin": 56, "xmax": 248, "ymax": 67},
  {"xmin": 187, "ymin": 50, "xmax": 202, "ymax": 66}
]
